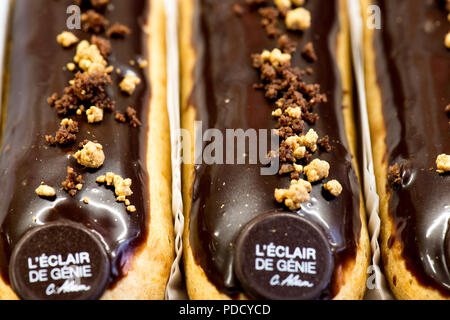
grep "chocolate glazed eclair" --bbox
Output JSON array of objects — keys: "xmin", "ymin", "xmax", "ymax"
[
  {"xmin": 0, "ymin": 0, "xmax": 173, "ymax": 300},
  {"xmin": 181, "ymin": 0, "xmax": 370, "ymax": 300},
  {"xmin": 362, "ymin": 0, "xmax": 450, "ymax": 299}
]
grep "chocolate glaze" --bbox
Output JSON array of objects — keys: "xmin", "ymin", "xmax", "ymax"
[
  {"xmin": 188, "ymin": 0, "xmax": 361, "ymax": 298},
  {"xmin": 372, "ymin": 0, "xmax": 450, "ymax": 294},
  {"xmin": 0, "ymin": 0, "xmax": 151, "ymax": 287}
]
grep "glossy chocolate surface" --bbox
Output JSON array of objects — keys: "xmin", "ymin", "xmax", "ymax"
[
  {"xmin": 372, "ymin": 0, "xmax": 450, "ymax": 294},
  {"xmin": 0, "ymin": 0, "xmax": 151, "ymax": 286},
  {"xmin": 188, "ymin": 0, "xmax": 361, "ymax": 298}
]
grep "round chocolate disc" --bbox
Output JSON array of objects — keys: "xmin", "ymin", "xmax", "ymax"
[
  {"xmin": 9, "ymin": 221, "xmax": 110, "ymax": 300},
  {"xmin": 234, "ymin": 213, "xmax": 334, "ymax": 300}
]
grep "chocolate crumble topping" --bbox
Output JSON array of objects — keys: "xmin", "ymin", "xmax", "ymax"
[
  {"xmin": 301, "ymin": 42, "xmax": 318, "ymax": 62},
  {"xmin": 81, "ymin": 10, "xmax": 109, "ymax": 34},
  {"xmin": 48, "ymin": 71, "xmax": 114, "ymax": 116},
  {"xmin": 90, "ymin": 35, "xmax": 111, "ymax": 58},
  {"xmin": 106, "ymin": 22, "xmax": 132, "ymax": 38},
  {"xmin": 45, "ymin": 119, "xmax": 79, "ymax": 146},
  {"xmin": 388, "ymin": 164, "xmax": 403, "ymax": 189},
  {"xmin": 114, "ymin": 107, "xmax": 141, "ymax": 127},
  {"xmin": 62, "ymin": 167, "xmax": 84, "ymax": 197}
]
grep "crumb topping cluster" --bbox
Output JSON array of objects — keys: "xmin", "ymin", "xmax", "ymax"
[
  {"xmin": 239, "ymin": 0, "xmax": 343, "ymax": 210},
  {"xmin": 36, "ymin": 0, "xmax": 143, "ymax": 213}
]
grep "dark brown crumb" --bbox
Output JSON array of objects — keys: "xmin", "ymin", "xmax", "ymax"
[
  {"xmin": 90, "ymin": 35, "xmax": 111, "ymax": 58},
  {"xmin": 106, "ymin": 22, "xmax": 132, "ymax": 38},
  {"xmin": 62, "ymin": 167, "xmax": 84, "ymax": 197},
  {"xmin": 48, "ymin": 72, "xmax": 114, "ymax": 116},
  {"xmin": 46, "ymin": 119, "xmax": 79, "ymax": 146},
  {"xmin": 278, "ymin": 34, "xmax": 297, "ymax": 54},
  {"xmin": 301, "ymin": 42, "xmax": 318, "ymax": 62},
  {"xmin": 388, "ymin": 164, "xmax": 403, "ymax": 189},
  {"xmin": 258, "ymin": 7, "xmax": 281, "ymax": 38},
  {"xmin": 115, "ymin": 107, "xmax": 141, "ymax": 127},
  {"xmin": 318, "ymin": 136, "xmax": 332, "ymax": 152},
  {"xmin": 114, "ymin": 112, "xmax": 127, "ymax": 123},
  {"xmin": 126, "ymin": 107, "xmax": 142, "ymax": 127},
  {"xmin": 81, "ymin": 10, "xmax": 109, "ymax": 33}
]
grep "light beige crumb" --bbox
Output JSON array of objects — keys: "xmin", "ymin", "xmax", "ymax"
[
  {"xmin": 74, "ymin": 40, "xmax": 107, "ymax": 74},
  {"xmin": 275, "ymin": 179, "xmax": 312, "ymax": 210},
  {"xmin": 117, "ymin": 195, "xmax": 127, "ymax": 202},
  {"xmin": 74, "ymin": 141, "xmax": 105, "ymax": 169},
  {"xmin": 445, "ymin": 32, "xmax": 450, "ymax": 49},
  {"xmin": 293, "ymin": 164, "xmax": 303, "ymax": 173},
  {"xmin": 35, "ymin": 185, "xmax": 56, "ymax": 198},
  {"xmin": 299, "ymin": 129, "xmax": 319, "ymax": 152},
  {"xmin": 114, "ymin": 176, "xmax": 133, "ymax": 197},
  {"xmin": 436, "ymin": 154, "xmax": 450, "ymax": 173},
  {"xmin": 285, "ymin": 106, "xmax": 302, "ymax": 119},
  {"xmin": 274, "ymin": 0, "xmax": 291, "ymax": 10},
  {"xmin": 138, "ymin": 59, "xmax": 148, "ymax": 68},
  {"xmin": 67, "ymin": 62, "xmax": 76, "ymax": 71},
  {"xmin": 86, "ymin": 106, "xmax": 104, "ymax": 123},
  {"xmin": 304, "ymin": 159, "xmax": 330, "ymax": 182},
  {"xmin": 286, "ymin": 7, "xmax": 311, "ymax": 31},
  {"xmin": 105, "ymin": 65, "xmax": 114, "ymax": 74},
  {"xmin": 57, "ymin": 31, "xmax": 79, "ymax": 48},
  {"xmin": 119, "ymin": 74, "xmax": 141, "ymax": 95},
  {"xmin": 272, "ymin": 108, "xmax": 283, "ymax": 117},
  {"xmin": 323, "ymin": 180, "xmax": 343, "ymax": 197},
  {"xmin": 261, "ymin": 48, "xmax": 291, "ymax": 67},
  {"xmin": 127, "ymin": 205, "xmax": 137, "ymax": 213},
  {"xmin": 83, "ymin": 197, "xmax": 90, "ymax": 204}
]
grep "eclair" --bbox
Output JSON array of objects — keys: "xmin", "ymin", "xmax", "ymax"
[
  {"xmin": 0, "ymin": 0, "xmax": 173, "ymax": 300},
  {"xmin": 181, "ymin": 0, "xmax": 370, "ymax": 300},
  {"xmin": 362, "ymin": 0, "xmax": 450, "ymax": 299}
]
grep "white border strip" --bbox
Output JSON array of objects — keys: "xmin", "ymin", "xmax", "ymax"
[
  {"xmin": 164, "ymin": 0, "xmax": 187, "ymax": 300},
  {"xmin": 347, "ymin": 0, "xmax": 392, "ymax": 300}
]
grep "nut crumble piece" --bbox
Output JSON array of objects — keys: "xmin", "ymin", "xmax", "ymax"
[
  {"xmin": 57, "ymin": 31, "xmax": 79, "ymax": 48},
  {"xmin": 86, "ymin": 106, "xmax": 104, "ymax": 123},
  {"xmin": 261, "ymin": 48, "xmax": 291, "ymax": 67},
  {"xmin": 62, "ymin": 167, "xmax": 84, "ymax": 197},
  {"xmin": 304, "ymin": 159, "xmax": 330, "ymax": 182},
  {"xmin": 285, "ymin": 7, "xmax": 311, "ymax": 31},
  {"xmin": 275, "ymin": 179, "xmax": 312, "ymax": 210},
  {"xmin": 106, "ymin": 22, "xmax": 132, "ymax": 38},
  {"xmin": 35, "ymin": 184, "xmax": 56, "ymax": 198},
  {"xmin": 81, "ymin": 10, "xmax": 109, "ymax": 34},
  {"xmin": 436, "ymin": 154, "xmax": 450, "ymax": 173},
  {"xmin": 74, "ymin": 40, "xmax": 108, "ymax": 74},
  {"xmin": 445, "ymin": 32, "xmax": 450, "ymax": 49},
  {"xmin": 274, "ymin": 0, "xmax": 291, "ymax": 11},
  {"xmin": 120, "ymin": 74, "xmax": 141, "ymax": 95},
  {"xmin": 74, "ymin": 141, "xmax": 105, "ymax": 169},
  {"xmin": 323, "ymin": 180, "xmax": 343, "ymax": 197}
]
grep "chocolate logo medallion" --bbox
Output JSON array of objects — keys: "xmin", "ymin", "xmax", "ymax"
[
  {"xmin": 234, "ymin": 213, "xmax": 333, "ymax": 300},
  {"xmin": 9, "ymin": 221, "xmax": 110, "ymax": 300}
]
